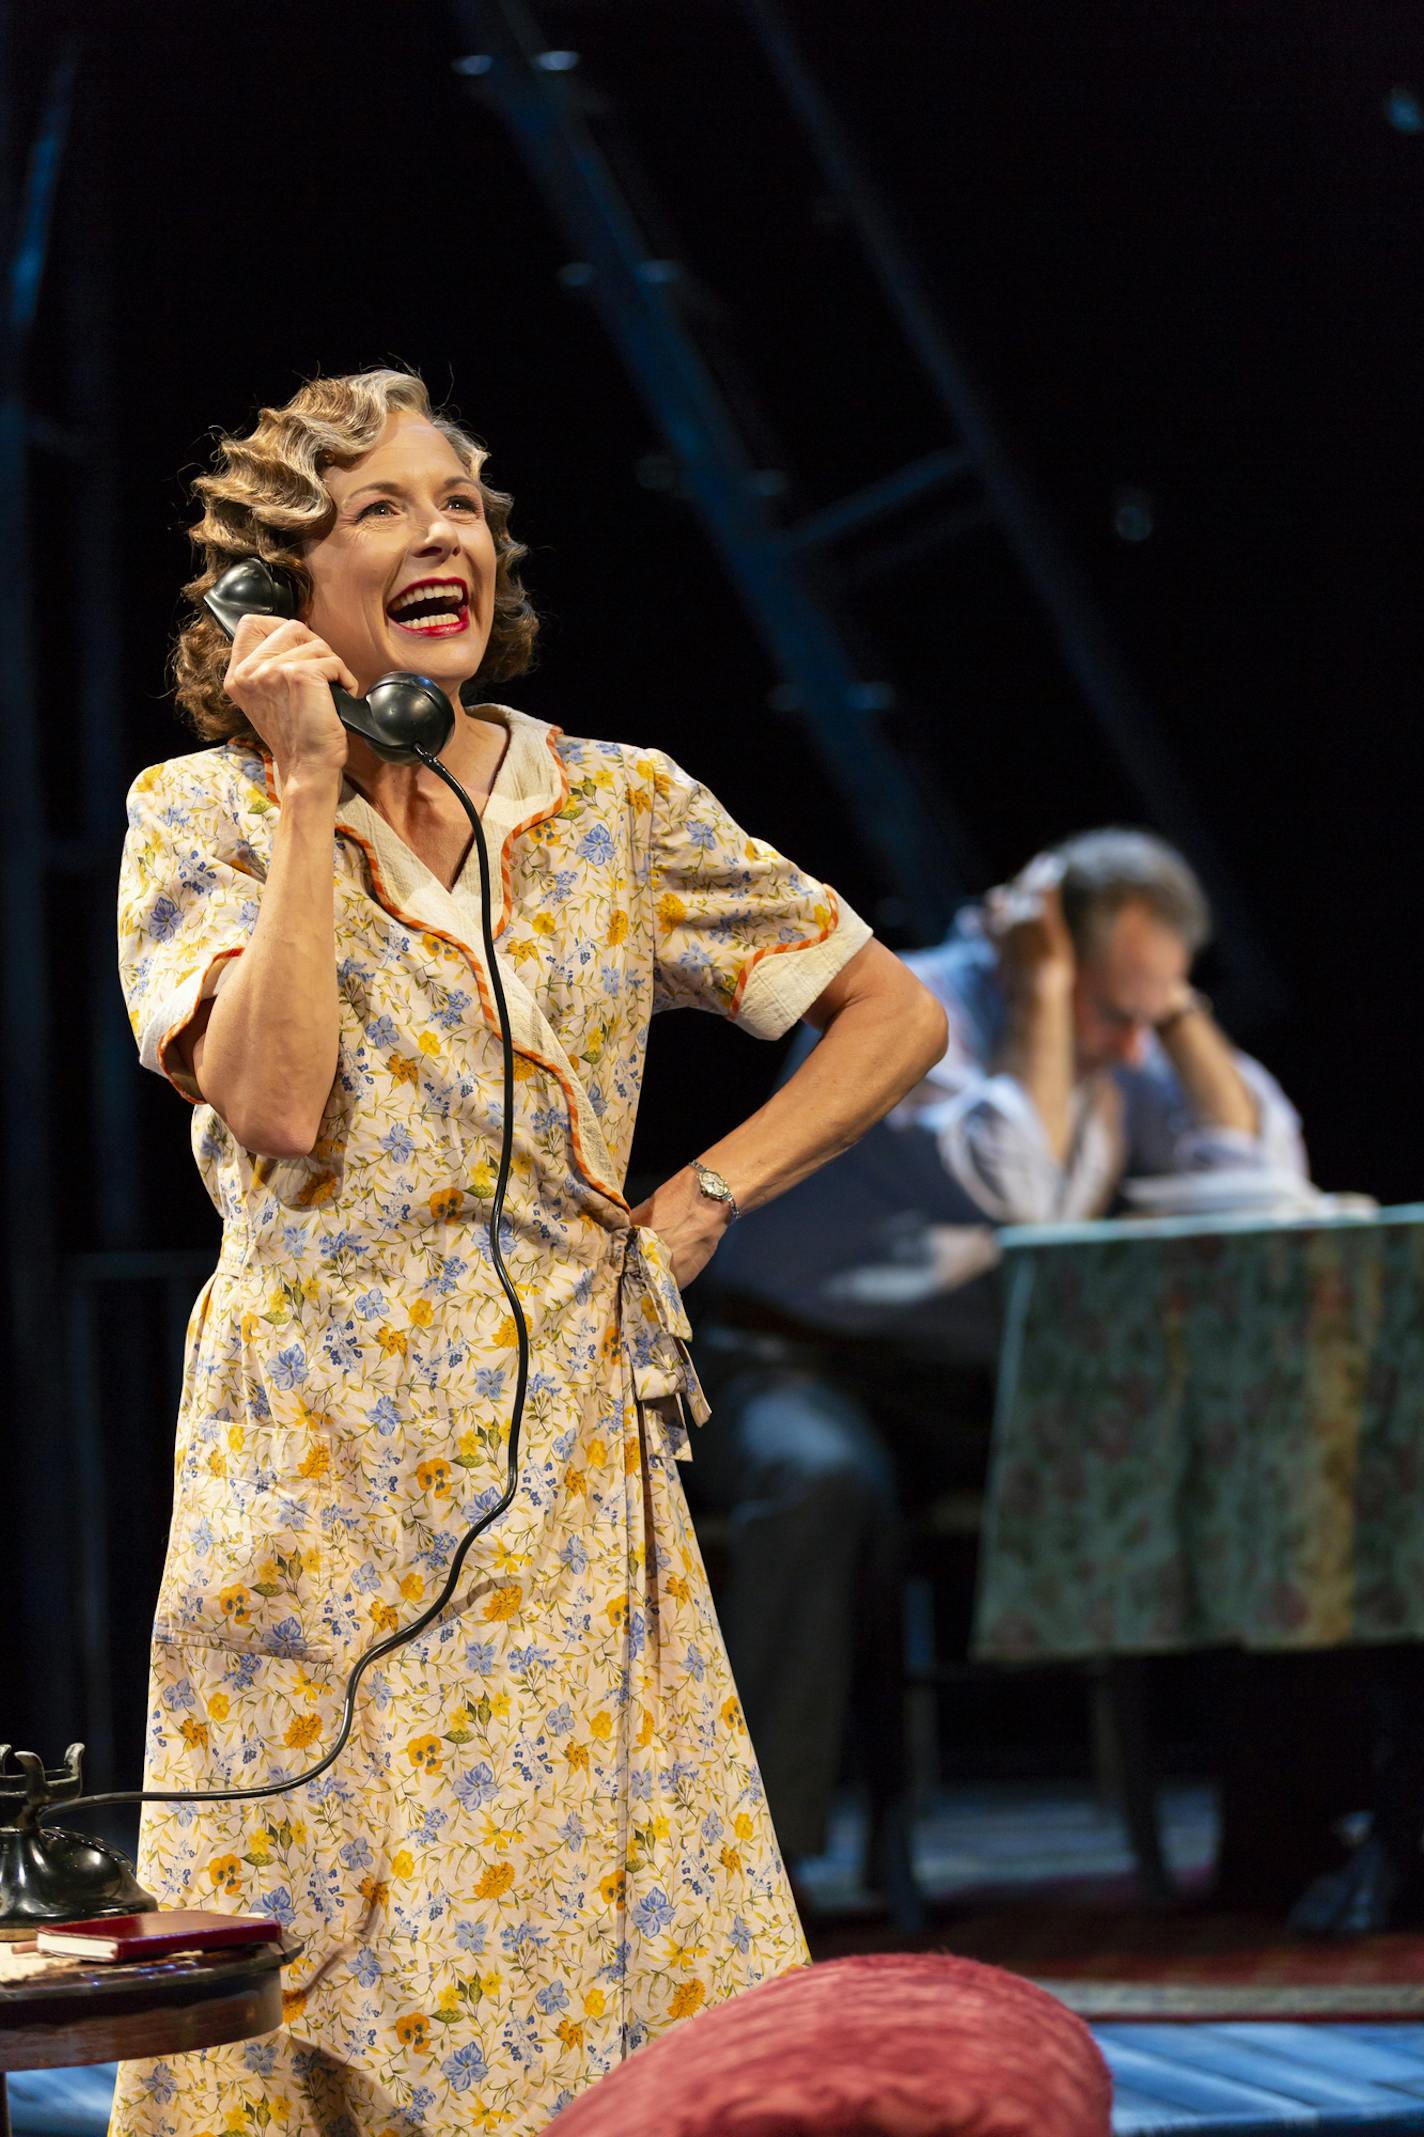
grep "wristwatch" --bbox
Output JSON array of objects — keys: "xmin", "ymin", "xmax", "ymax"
[{"xmin": 693, "ymin": 1161, "xmax": 740, "ymax": 1223}]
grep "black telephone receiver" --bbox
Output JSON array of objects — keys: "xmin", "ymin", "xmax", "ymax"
[{"xmin": 203, "ymin": 557, "xmax": 455, "ymax": 765}]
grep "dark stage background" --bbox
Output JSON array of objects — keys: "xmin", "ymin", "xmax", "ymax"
[{"xmin": 3, "ymin": 0, "xmax": 1422, "ymax": 1790}]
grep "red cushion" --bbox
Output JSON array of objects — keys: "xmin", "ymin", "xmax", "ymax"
[{"xmin": 552, "ymin": 1951, "xmax": 1112, "ymax": 2135}]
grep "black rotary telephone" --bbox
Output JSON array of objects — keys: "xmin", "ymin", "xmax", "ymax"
[{"xmin": 202, "ymin": 556, "xmax": 455, "ymax": 763}]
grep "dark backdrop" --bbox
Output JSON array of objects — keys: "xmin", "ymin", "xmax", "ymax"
[{"xmin": 5, "ymin": 0, "xmax": 1422, "ymax": 1782}]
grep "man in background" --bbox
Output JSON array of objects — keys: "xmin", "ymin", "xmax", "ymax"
[{"xmin": 692, "ymin": 828, "xmax": 1307, "ymax": 1885}]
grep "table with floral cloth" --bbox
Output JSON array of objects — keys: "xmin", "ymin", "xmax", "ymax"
[{"xmin": 972, "ymin": 1205, "xmax": 1424, "ymax": 1662}]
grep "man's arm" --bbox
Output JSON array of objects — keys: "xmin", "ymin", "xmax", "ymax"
[
  {"xmin": 1154, "ymin": 988, "xmax": 1259, "ymax": 1136},
  {"xmin": 988, "ymin": 857, "xmax": 1077, "ymax": 1164}
]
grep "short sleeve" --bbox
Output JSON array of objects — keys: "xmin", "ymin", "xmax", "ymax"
[
  {"xmin": 646, "ymin": 750, "xmax": 872, "ymax": 1038},
  {"xmin": 117, "ymin": 754, "xmax": 266, "ymax": 1103}
]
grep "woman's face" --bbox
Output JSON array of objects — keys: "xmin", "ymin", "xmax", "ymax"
[{"xmin": 304, "ymin": 411, "xmax": 499, "ymax": 697}]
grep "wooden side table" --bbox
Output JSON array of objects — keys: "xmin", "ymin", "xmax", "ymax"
[{"xmin": 0, "ymin": 1941, "xmax": 287, "ymax": 2137}]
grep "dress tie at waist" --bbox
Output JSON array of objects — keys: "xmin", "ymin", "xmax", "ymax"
[{"xmin": 620, "ymin": 1225, "xmax": 710, "ymax": 1458}]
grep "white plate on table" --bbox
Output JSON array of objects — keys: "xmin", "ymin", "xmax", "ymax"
[{"xmin": 1119, "ymin": 1170, "xmax": 1323, "ymax": 1217}]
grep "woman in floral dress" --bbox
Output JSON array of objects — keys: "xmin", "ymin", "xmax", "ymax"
[{"xmin": 112, "ymin": 368, "xmax": 946, "ymax": 2137}]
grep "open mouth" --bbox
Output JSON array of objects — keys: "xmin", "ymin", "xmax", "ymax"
[{"xmin": 387, "ymin": 577, "xmax": 470, "ymax": 637}]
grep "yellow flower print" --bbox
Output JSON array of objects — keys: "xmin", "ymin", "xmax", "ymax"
[
  {"xmin": 281, "ymin": 1987, "xmax": 308, "ymax": 2024},
  {"xmin": 391, "ymin": 1850, "xmax": 414, "ymax": 1879},
  {"xmin": 399, "ymin": 1571, "xmax": 425, "ymax": 1603},
  {"xmin": 656, "ymin": 890, "xmax": 688, "ymax": 931},
  {"xmin": 733, "ymin": 1813, "xmax": 755, "ymax": 1841},
  {"xmin": 434, "ymin": 1985, "xmax": 461, "ymax": 2019},
  {"xmin": 207, "ymin": 1692, "xmax": 230, "ymax": 1721},
  {"xmin": 178, "ymin": 1716, "xmax": 209, "ymax": 1750},
  {"xmin": 589, "ymin": 1711, "xmax": 613, "ymax": 1742},
  {"xmin": 297, "ymin": 1441, "xmax": 330, "ymax": 1481},
  {"xmin": 416, "ymin": 1457, "xmax": 453, "ymax": 1497},
  {"xmin": 584, "ymin": 1987, "xmax": 606, "ymax": 2018},
  {"xmin": 599, "ymin": 1868, "xmax": 626, "ymax": 1906},
  {"xmin": 482, "ymin": 1583, "xmax": 522, "ymax": 1622},
  {"xmin": 284, "ymin": 1714, "xmax": 323, "ymax": 1751},
  {"xmin": 428, "ymin": 1187, "xmax": 461, "ymax": 1221},
  {"xmin": 480, "ymin": 1814, "xmax": 518, "ymax": 1853},
  {"xmin": 406, "ymin": 1734, "xmax": 442, "ymax": 1774},
  {"xmin": 206, "ymin": 1448, "xmax": 227, "ymax": 1478},
  {"xmin": 409, "ymin": 1297, "xmax": 435, "ymax": 1328},
  {"xmin": 606, "ymin": 909, "xmax": 629, "ymax": 945},
  {"xmin": 555, "ymin": 2017, "xmax": 585, "ymax": 2050},
  {"xmin": 492, "ymin": 1314, "xmax": 519, "ymax": 1347},
  {"xmin": 376, "ymin": 1324, "xmax": 408, "ymax": 1357},
  {"xmin": 388, "ymin": 1052, "xmax": 422, "ymax": 1085},
  {"xmin": 566, "ymin": 1741, "xmax": 591, "ymax": 1774},
  {"xmin": 394, "ymin": 2013, "xmax": 431, "ymax": 2050},
  {"xmin": 721, "ymin": 1695, "xmax": 746, "ymax": 1733},
  {"xmin": 473, "ymin": 1861, "xmax": 515, "ymax": 1900},
  {"xmin": 370, "ymin": 1599, "xmax": 399, "ymax": 1633},
  {"xmin": 417, "ymin": 1032, "xmax": 442, "ymax": 1057},
  {"xmin": 604, "ymin": 1595, "xmax": 629, "ymax": 1628},
  {"xmin": 492, "ymin": 1541, "xmax": 529, "ymax": 1575},
  {"xmin": 208, "ymin": 1853, "xmax": 243, "ymax": 1897},
  {"xmin": 532, "ymin": 912, "xmax": 557, "ymax": 937},
  {"xmin": 217, "ymin": 1584, "xmax": 252, "ymax": 1626},
  {"xmin": 470, "ymin": 1161, "xmax": 496, "ymax": 1199},
  {"xmin": 358, "ymin": 1874, "xmax": 390, "ymax": 1908},
  {"xmin": 669, "ymin": 1980, "xmax": 706, "ymax": 2020},
  {"xmin": 719, "ymin": 1845, "xmax": 742, "ymax": 1874},
  {"xmin": 636, "ymin": 1710, "xmax": 655, "ymax": 1749},
  {"xmin": 226, "ymin": 1422, "xmax": 247, "ymax": 1451},
  {"xmin": 565, "ymin": 1467, "xmax": 587, "ymax": 1496},
  {"xmin": 666, "ymin": 1572, "xmax": 691, "ymax": 1602}
]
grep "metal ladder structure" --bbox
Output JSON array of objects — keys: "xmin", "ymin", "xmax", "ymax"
[{"xmin": 453, "ymin": 0, "xmax": 1275, "ymax": 1003}]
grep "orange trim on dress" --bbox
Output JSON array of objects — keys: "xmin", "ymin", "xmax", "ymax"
[
  {"xmin": 157, "ymin": 947, "xmax": 245, "ymax": 1107},
  {"xmin": 727, "ymin": 888, "xmax": 842, "ymax": 1020},
  {"xmin": 493, "ymin": 725, "xmax": 569, "ymax": 940},
  {"xmin": 333, "ymin": 819, "xmax": 629, "ymax": 1215}
]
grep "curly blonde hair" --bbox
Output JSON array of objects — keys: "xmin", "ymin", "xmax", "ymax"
[{"xmin": 174, "ymin": 368, "xmax": 538, "ymax": 741}]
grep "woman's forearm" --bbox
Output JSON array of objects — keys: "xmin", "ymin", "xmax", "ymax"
[
  {"xmin": 631, "ymin": 942, "xmax": 948, "ymax": 1285},
  {"xmin": 193, "ymin": 772, "xmax": 343, "ymax": 1155},
  {"xmin": 704, "ymin": 950, "xmax": 946, "ymax": 1213}
]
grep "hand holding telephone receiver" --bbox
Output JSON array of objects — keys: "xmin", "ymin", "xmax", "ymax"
[{"xmin": 203, "ymin": 557, "xmax": 455, "ymax": 766}]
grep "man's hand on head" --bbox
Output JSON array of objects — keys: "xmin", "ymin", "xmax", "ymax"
[{"xmin": 985, "ymin": 854, "xmax": 1075, "ymax": 997}]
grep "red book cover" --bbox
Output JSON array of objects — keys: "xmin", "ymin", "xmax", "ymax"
[{"xmin": 35, "ymin": 1910, "xmax": 283, "ymax": 1963}]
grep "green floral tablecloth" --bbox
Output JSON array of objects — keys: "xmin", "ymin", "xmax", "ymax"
[{"xmin": 972, "ymin": 1205, "xmax": 1424, "ymax": 1661}]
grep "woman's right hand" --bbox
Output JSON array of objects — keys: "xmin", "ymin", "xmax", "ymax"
[{"xmin": 223, "ymin": 614, "xmax": 358, "ymax": 786}]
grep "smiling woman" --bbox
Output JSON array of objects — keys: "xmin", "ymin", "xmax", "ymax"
[
  {"xmin": 173, "ymin": 368, "xmax": 538, "ymax": 744},
  {"xmin": 112, "ymin": 365, "xmax": 947, "ymax": 2137}
]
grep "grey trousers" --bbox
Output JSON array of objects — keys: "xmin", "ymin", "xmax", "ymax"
[{"xmin": 687, "ymin": 1316, "xmax": 996, "ymax": 1860}]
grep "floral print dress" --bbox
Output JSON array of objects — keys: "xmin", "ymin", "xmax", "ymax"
[{"xmin": 110, "ymin": 709, "xmax": 870, "ymax": 2137}]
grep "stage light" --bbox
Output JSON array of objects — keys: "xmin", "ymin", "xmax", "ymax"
[
  {"xmin": 536, "ymin": 50, "xmax": 580, "ymax": 73},
  {"xmin": 1384, "ymin": 85, "xmax": 1424, "ymax": 133},
  {"xmin": 1112, "ymin": 486, "xmax": 1156, "ymax": 543},
  {"xmin": 451, "ymin": 53, "xmax": 493, "ymax": 76}
]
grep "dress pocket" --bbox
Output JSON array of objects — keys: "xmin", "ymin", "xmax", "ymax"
[{"xmin": 154, "ymin": 1290, "xmax": 343, "ymax": 1662}]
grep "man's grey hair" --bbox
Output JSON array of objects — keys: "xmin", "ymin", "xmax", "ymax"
[{"xmin": 1051, "ymin": 828, "xmax": 1212, "ymax": 960}]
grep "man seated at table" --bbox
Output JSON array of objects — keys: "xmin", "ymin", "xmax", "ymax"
[{"xmin": 690, "ymin": 827, "xmax": 1307, "ymax": 1886}]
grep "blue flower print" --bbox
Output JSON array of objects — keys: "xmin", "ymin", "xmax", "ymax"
[
  {"xmin": 441, "ymin": 2044, "xmax": 488, "ymax": 2092},
  {"xmin": 577, "ymin": 825, "xmax": 614, "ymax": 865},
  {"xmin": 632, "ymin": 1887, "xmax": 674, "ymax": 1935},
  {"xmin": 270, "ymin": 1344, "xmax": 307, "ymax": 1391}
]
